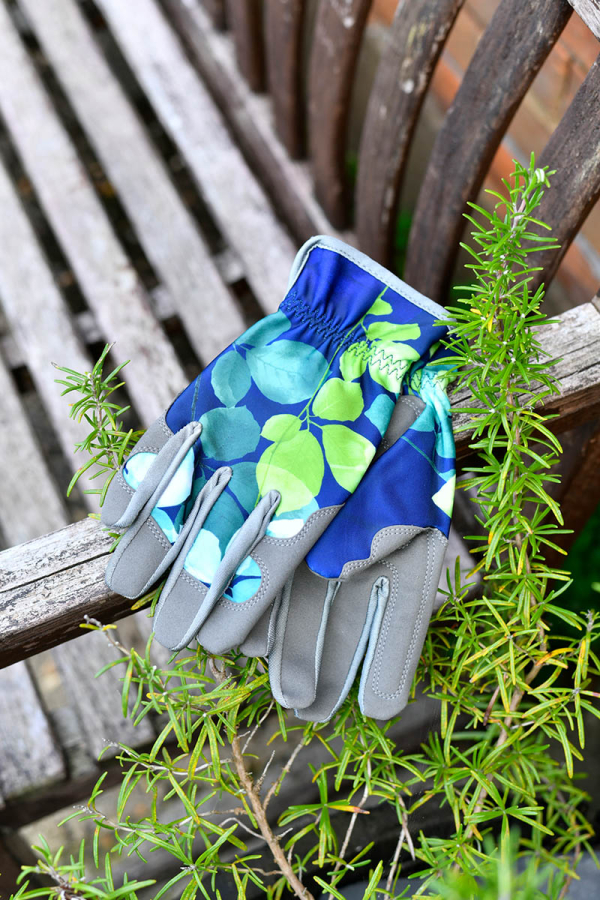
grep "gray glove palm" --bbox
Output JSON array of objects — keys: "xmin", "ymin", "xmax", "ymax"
[{"xmin": 255, "ymin": 350, "xmax": 456, "ymax": 721}]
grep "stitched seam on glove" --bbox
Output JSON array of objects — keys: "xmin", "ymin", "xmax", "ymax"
[
  {"xmin": 372, "ymin": 533, "xmax": 432, "ymax": 700},
  {"xmin": 373, "ymin": 528, "xmax": 446, "ymax": 700},
  {"xmin": 345, "ymin": 341, "xmax": 412, "ymax": 379},
  {"xmin": 215, "ymin": 508, "xmax": 340, "ymax": 613},
  {"xmin": 309, "ymin": 240, "xmax": 451, "ymax": 320},
  {"xmin": 340, "ymin": 525, "xmax": 422, "ymax": 577},
  {"xmin": 280, "ymin": 291, "xmax": 360, "ymax": 346}
]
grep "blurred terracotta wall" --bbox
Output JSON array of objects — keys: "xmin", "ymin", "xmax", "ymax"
[{"xmin": 370, "ymin": 0, "xmax": 600, "ymax": 306}]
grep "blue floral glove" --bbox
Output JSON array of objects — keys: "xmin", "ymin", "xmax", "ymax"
[
  {"xmin": 259, "ymin": 346, "xmax": 456, "ymax": 721},
  {"xmin": 101, "ymin": 236, "xmax": 450, "ymax": 654}
]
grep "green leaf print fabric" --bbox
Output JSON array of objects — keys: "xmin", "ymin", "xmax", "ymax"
[{"xmin": 101, "ymin": 236, "xmax": 451, "ymax": 656}]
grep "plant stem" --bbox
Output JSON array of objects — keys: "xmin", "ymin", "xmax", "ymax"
[{"xmin": 211, "ymin": 660, "xmax": 314, "ymax": 900}]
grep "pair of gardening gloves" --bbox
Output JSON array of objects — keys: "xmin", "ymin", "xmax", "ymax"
[{"xmin": 102, "ymin": 236, "xmax": 456, "ymax": 721}]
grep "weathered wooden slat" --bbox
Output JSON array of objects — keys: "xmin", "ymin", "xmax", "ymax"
[
  {"xmin": 528, "ymin": 53, "xmax": 600, "ymax": 291},
  {"xmin": 0, "ymin": 519, "xmax": 126, "ymax": 667},
  {"xmin": 0, "ymin": 347, "xmax": 68, "ymax": 800},
  {"xmin": 451, "ymin": 302, "xmax": 600, "ymax": 438},
  {"xmin": 404, "ymin": 0, "xmax": 572, "ymax": 303},
  {"xmin": 21, "ymin": 0, "xmax": 246, "ymax": 364},
  {"xmin": 308, "ymin": 0, "xmax": 371, "ymax": 228},
  {"xmin": 355, "ymin": 0, "xmax": 464, "ymax": 266},
  {"xmin": 550, "ymin": 417, "xmax": 600, "ymax": 560},
  {"xmin": 225, "ymin": 0, "xmax": 265, "ymax": 91},
  {"xmin": 96, "ymin": 0, "xmax": 295, "ymax": 313},
  {"xmin": 0, "ymin": 249, "xmax": 244, "ymax": 372},
  {"xmin": 0, "ymin": 156, "xmax": 99, "ymax": 501},
  {"xmin": 2, "ymin": 301, "xmax": 600, "ymax": 666},
  {"xmin": 264, "ymin": 0, "xmax": 305, "ymax": 158},
  {"xmin": 0, "ymin": 2, "xmax": 186, "ymax": 424},
  {"xmin": 53, "ymin": 631, "xmax": 155, "ymax": 760},
  {"xmin": 568, "ymin": 0, "xmax": 600, "ymax": 39},
  {"xmin": 162, "ymin": 0, "xmax": 340, "ymax": 244},
  {"xmin": 203, "ymin": 0, "xmax": 226, "ymax": 29},
  {"xmin": 0, "ymin": 354, "xmax": 68, "ymax": 545},
  {"xmin": 0, "ymin": 663, "xmax": 64, "ymax": 800}
]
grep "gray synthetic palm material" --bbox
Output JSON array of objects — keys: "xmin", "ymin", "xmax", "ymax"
[
  {"xmin": 195, "ymin": 503, "xmax": 342, "ymax": 654},
  {"xmin": 101, "ymin": 414, "xmax": 187, "ymax": 528},
  {"xmin": 106, "ymin": 466, "xmax": 231, "ymax": 599},
  {"xmin": 238, "ymin": 395, "xmax": 427, "ymax": 659},
  {"xmin": 269, "ymin": 527, "xmax": 447, "ymax": 721},
  {"xmin": 154, "ymin": 490, "xmax": 281, "ymax": 651}
]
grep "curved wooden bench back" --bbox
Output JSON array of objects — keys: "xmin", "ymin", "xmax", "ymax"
[{"xmin": 198, "ymin": 0, "xmax": 599, "ymax": 304}]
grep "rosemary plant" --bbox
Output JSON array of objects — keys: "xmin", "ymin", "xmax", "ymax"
[{"xmin": 11, "ymin": 156, "xmax": 599, "ymax": 900}]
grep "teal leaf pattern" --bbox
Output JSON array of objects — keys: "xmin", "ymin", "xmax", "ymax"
[
  {"xmin": 228, "ymin": 462, "xmax": 259, "ymax": 513},
  {"xmin": 200, "ymin": 406, "xmax": 261, "ymax": 461},
  {"xmin": 240, "ymin": 311, "xmax": 291, "ymax": 348},
  {"xmin": 246, "ymin": 340, "xmax": 328, "ymax": 404},
  {"xmin": 211, "ymin": 351, "xmax": 251, "ymax": 407},
  {"xmin": 365, "ymin": 394, "xmax": 395, "ymax": 436}
]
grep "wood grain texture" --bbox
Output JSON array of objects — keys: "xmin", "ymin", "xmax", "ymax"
[
  {"xmin": 264, "ymin": 0, "xmax": 306, "ymax": 158},
  {"xmin": 0, "ymin": 663, "xmax": 64, "ymax": 800},
  {"xmin": 0, "ymin": 155, "xmax": 99, "ymax": 502},
  {"xmin": 356, "ymin": 0, "xmax": 464, "ymax": 265},
  {"xmin": 0, "ymin": 354, "xmax": 68, "ymax": 544},
  {"xmin": 97, "ymin": 0, "xmax": 295, "ymax": 313},
  {"xmin": 203, "ymin": 0, "xmax": 226, "ymax": 29},
  {"xmin": 0, "ymin": 2, "xmax": 186, "ymax": 424},
  {"xmin": 225, "ymin": 0, "xmax": 265, "ymax": 91},
  {"xmin": 404, "ymin": 0, "xmax": 572, "ymax": 304},
  {"xmin": 21, "ymin": 0, "xmax": 246, "ymax": 365},
  {"xmin": 53, "ymin": 631, "xmax": 155, "ymax": 760},
  {"xmin": 529, "ymin": 52, "xmax": 600, "ymax": 291},
  {"xmin": 568, "ymin": 0, "xmax": 600, "ymax": 38},
  {"xmin": 0, "ymin": 519, "xmax": 129, "ymax": 667},
  {"xmin": 161, "ymin": 0, "xmax": 343, "ymax": 246},
  {"xmin": 308, "ymin": 0, "xmax": 371, "ymax": 228},
  {"xmin": 3, "ymin": 302, "xmax": 600, "ymax": 666},
  {"xmin": 549, "ymin": 417, "xmax": 600, "ymax": 559}
]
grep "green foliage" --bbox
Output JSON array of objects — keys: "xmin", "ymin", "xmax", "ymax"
[
  {"xmin": 12, "ymin": 156, "xmax": 600, "ymax": 900},
  {"xmin": 53, "ymin": 343, "xmax": 142, "ymax": 505}
]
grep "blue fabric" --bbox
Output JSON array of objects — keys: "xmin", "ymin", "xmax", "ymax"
[
  {"xmin": 127, "ymin": 240, "xmax": 450, "ymax": 603},
  {"xmin": 305, "ymin": 346, "xmax": 456, "ymax": 580}
]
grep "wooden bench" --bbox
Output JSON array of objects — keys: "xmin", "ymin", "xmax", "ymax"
[{"xmin": 0, "ymin": 0, "xmax": 599, "ymax": 887}]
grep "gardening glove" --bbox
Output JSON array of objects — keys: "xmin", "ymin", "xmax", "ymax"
[
  {"xmin": 259, "ymin": 346, "xmax": 456, "ymax": 721},
  {"xmin": 101, "ymin": 235, "xmax": 450, "ymax": 654}
]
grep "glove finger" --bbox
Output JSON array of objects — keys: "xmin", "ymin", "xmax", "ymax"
[
  {"xmin": 103, "ymin": 419, "xmax": 207, "ymax": 598},
  {"xmin": 194, "ymin": 504, "xmax": 339, "ymax": 654},
  {"xmin": 153, "ymin": 489, "xmax": 280, "ymax": 651},
  {"xmin": 266, "ymin": 564, "xmax": 336, "ymax": 710},
  {"xmin": 290, "ymin": 566, "xmax": 387, "ymax": 722},
  {"xmin": 106, "ymin": 465, "xmax": 231, "ymax": 600},
  {"xmin": 294, "ymin": 528, "xmax": 448, "ymax": 722},
  {"xmin": 238, "ymin": 601, "xmax": 278, "ymax": 657},
  {"xmin": 101, "ymin": 414, "xmax": 194, "ymax": 529},
  {"xmin": 358, "ymin": 528, "xmax": 447, "ymax": 720},
  {"xmin": 103, "ymin": 420, "xmax": 201, "ymax": 530}
]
